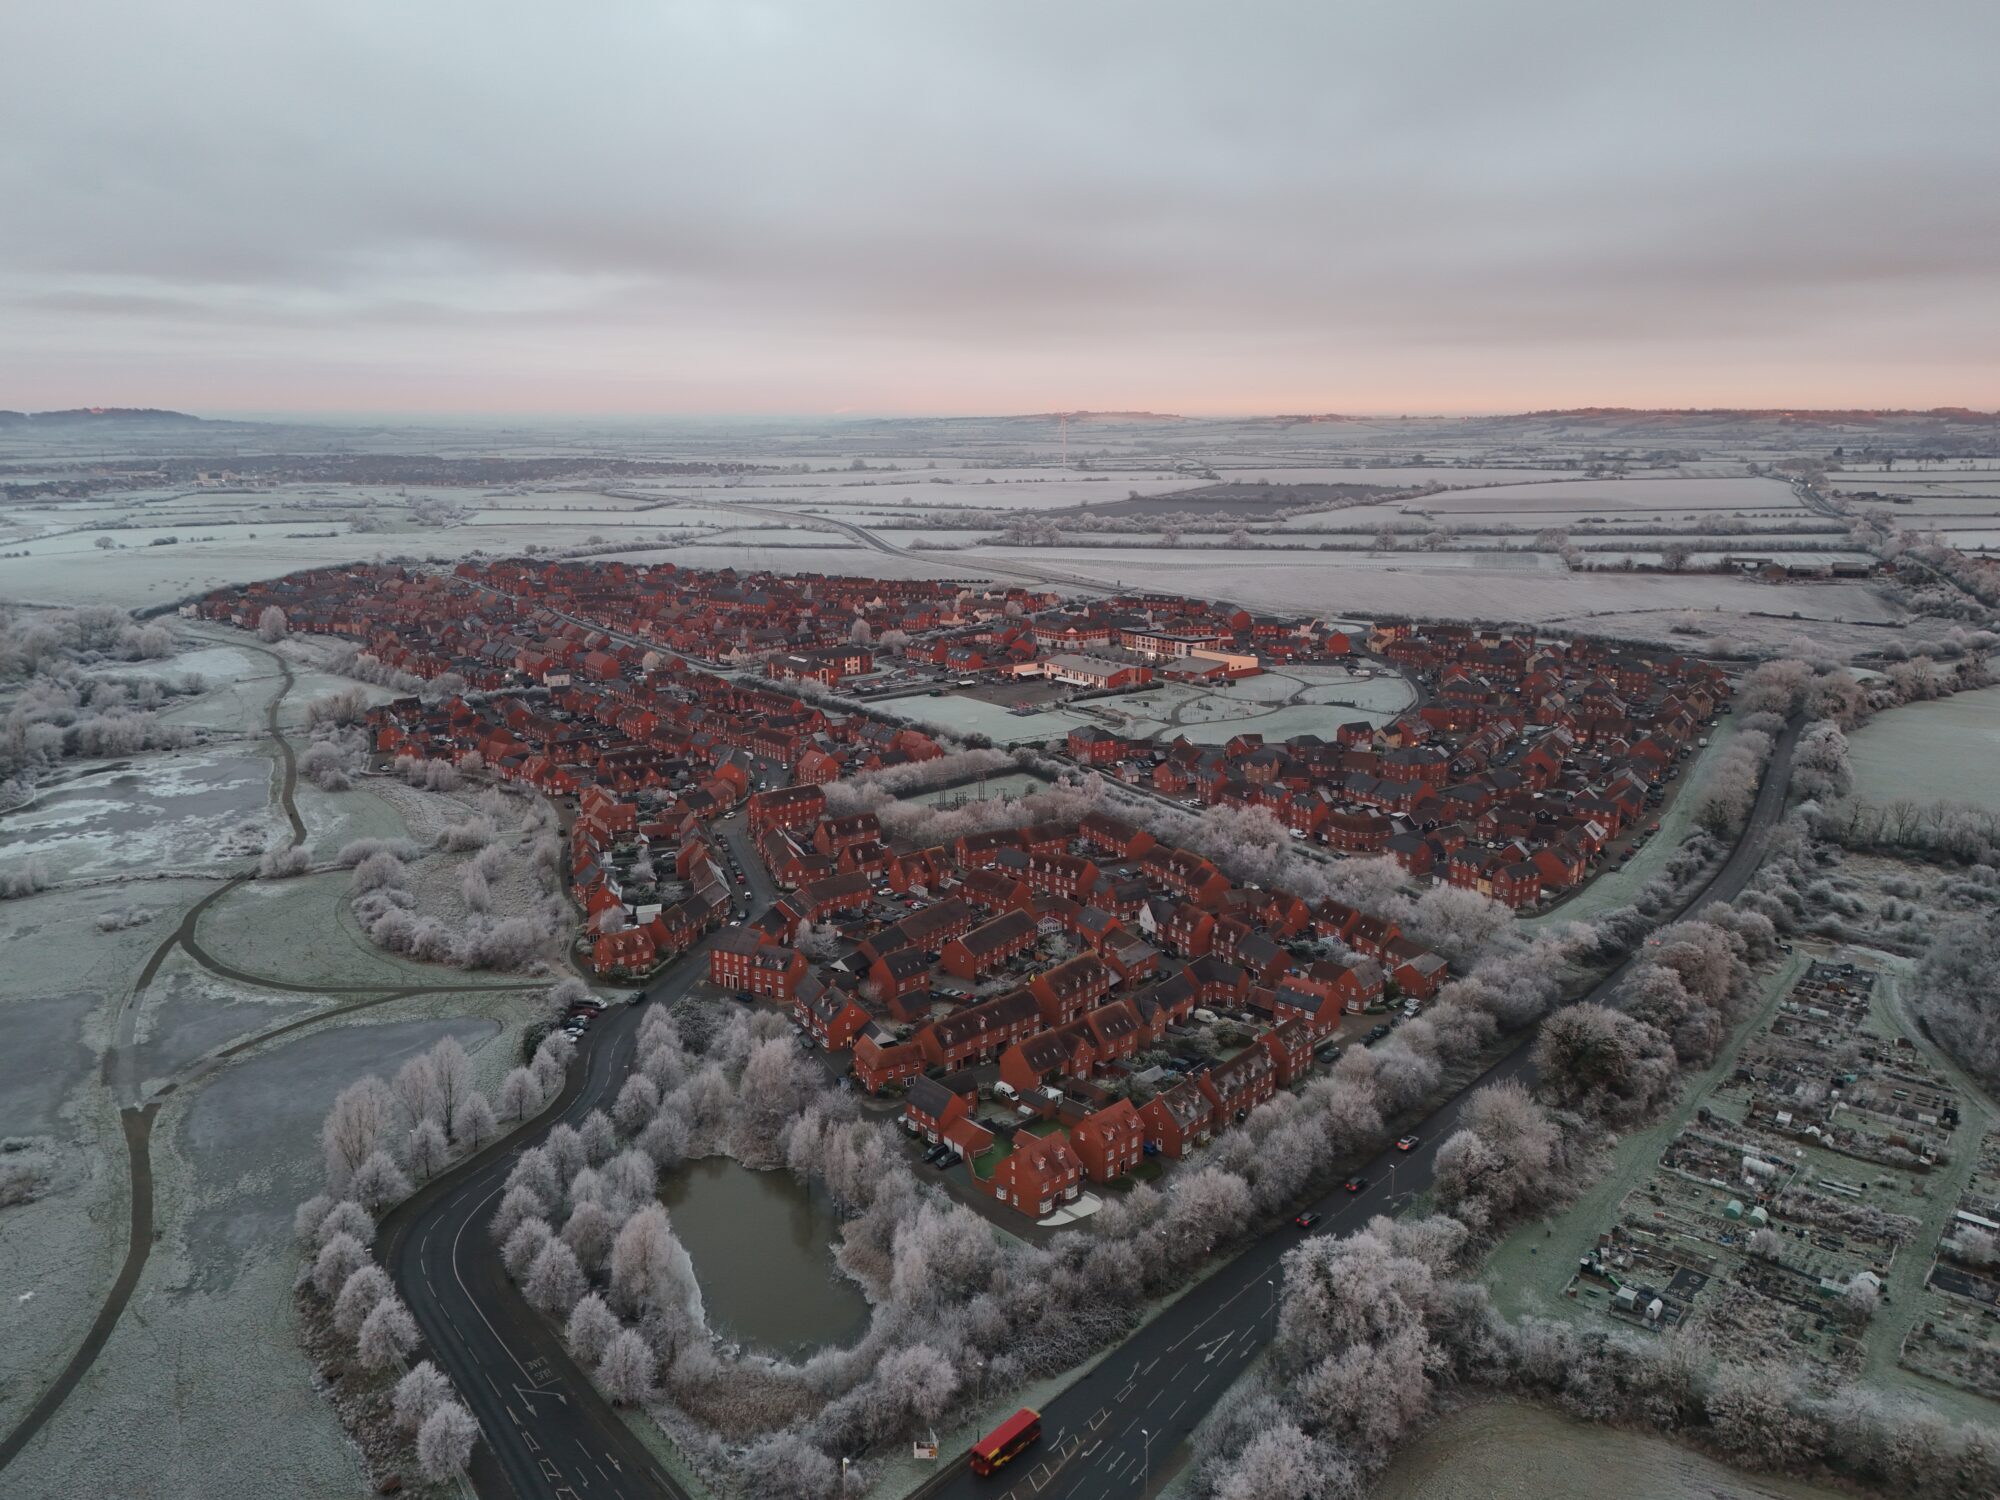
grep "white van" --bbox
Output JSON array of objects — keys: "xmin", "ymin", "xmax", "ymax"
[{"xmin": 992, "ymin": 1080, "xmax": 1018, "ymax": 1101}]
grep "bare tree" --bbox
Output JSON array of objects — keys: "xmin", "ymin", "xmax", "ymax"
[{"xmin": 320, "ymin": 1076, "xmax": 395, "ymax": 1188}]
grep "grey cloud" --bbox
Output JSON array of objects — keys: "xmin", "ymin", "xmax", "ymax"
[{"xmin": 2, "ymin": 0, "xmax": 1997, "ymax": 411}]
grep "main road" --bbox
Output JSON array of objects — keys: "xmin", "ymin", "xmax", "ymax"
[
  {"xmin": 383, "ymin": 713, "xmax": 1795, "ymax": 1500},
  {"xmin": 377, "ymin": 806, "xmax": 777, "ymax": 1500}
]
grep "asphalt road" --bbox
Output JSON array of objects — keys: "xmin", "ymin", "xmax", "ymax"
[
  {"xmin": 383, "ymin": 720, "xmax": 1795, "ymax": 1500},
  {"xmin": 376, "ymin": 808, "xmax": 775, "ymax": 1500}
]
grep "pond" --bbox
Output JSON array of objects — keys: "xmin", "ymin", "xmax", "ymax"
[
  {"xmin": 1371, "ymin": 1399, "xmax": 1854, "ymax": 1500},
  {"xmin": 660, "ymin": 1156, "xmax": 871, "ymax": 1356}
]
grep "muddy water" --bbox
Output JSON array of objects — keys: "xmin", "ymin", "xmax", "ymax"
[
  {"xmin": 659, "ymin": 1156, "xmax": 870, "ymax": 1356},
  {"xmin": 1371, "ymin": 1399, "xmax": 1857, "ymax": 1500}
]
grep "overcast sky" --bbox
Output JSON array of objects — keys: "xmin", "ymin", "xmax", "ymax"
[{"xmin": 5, "ymin": 2, "xmax": 1996, "ymax": 416}]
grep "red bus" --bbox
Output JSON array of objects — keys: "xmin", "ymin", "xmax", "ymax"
[{"xmin": 969, "ymin": 1408, "xmax": 1041, "ymax": 1476}]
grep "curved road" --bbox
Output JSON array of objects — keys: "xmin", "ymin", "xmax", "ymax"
[
  {"xmin": 382, "ymin": 726, "xmax": 1797, "ymax": 1500},
  {"xmin": 378, "ymin": 807, "xmax": 777, "ymax": 1500}
]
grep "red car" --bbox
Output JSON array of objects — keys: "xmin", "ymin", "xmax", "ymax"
[{"xmin": 1396, "ymin": 1134, "xmax": 1420, "ymax": 1152}]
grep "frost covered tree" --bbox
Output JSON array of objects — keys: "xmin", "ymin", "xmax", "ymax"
[
  {"xmin": 501, "ymin": 1216, "xmax": 554, "ymax": 1279},
  {"xmin": 1212, "ymin": 1421, "xmax": 1356, "ymax": 1500},
  {"xmin": 562, "ymin": 1199, "xmax": 617, "ymax": 1275},
  {"xmin": 311, "ymin": 1231, "xmax": 370, "ymax": 1298},
  {"xmin": 392, "ymin": 1361, "xmax": 453, "ymax": 1434},
  {"xmin": 416, "ymin": 1401, "xmax": 480, "ymax": 1481},
  {"xmin": 314, "ymin": 1199, "xmax": 375, "ymax": 1249},
  {"xmin": 292, "ymin": 1194, "xmax": 335, "ymax": 1246},
  {"xmin": 257, "ymin": 605, "xmax": 289, "ymax": 642},
  {"xmin": 406, "ymin": 1118, "xmax": 450, "ymax": 1180},
  {"xmin": 349, "ymin": 1148, "xmax": 413, "ymax": 1209},
  {"xmin": 565, "ymin": 1292, "xmax": 622, "ymax": 1365},
  {"xmin": 526, "ymin": 1238, "xmax": 587, "ymax": 1315},
  {"xmin": 596, "ymin": 1328, "xmax": 658, "ymax": 1406},
  {"xmin": 333, "ymin": 1264, "xmax": 393, "ymax": 1338},
  {"xmin": 451, "ymin": 1091, "xmax": 497, "ymax": 1149},
  {"xmin": 497, "ymin": 1066, "xmax": 542, "ymax": 1121},
  {"xmin": 321, "ymin": 1076, "xmax": 395, "ymax": 1188},
  {"xmin": 357, "ymin": 1295, "xmax": 418, "ymax": 1369},
  {"xmin": 612, "ymin": 1073, "xmax": 660, "ymax": 1135},
  {"xmin": 392, "ymin": 1052, "xmax": 445, "ymax": 1128}
]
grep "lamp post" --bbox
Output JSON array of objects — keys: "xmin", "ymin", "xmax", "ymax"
[
  {"xmin": 1265, "ymin": 1275, "xmax": 1278, "ymax": 1321},
  {"xmin": 840, "ymin": 1456, "xmax": 849, "ymax": 1496},
  {"xmin": 1140, "ymin": 1427, "xmax": 1152, "ymax": 1490}
]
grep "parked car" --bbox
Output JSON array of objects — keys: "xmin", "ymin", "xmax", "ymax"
[
  {"xmin": 1364, "ymin": 1024, "xmax": 1392, "ymax": 1045},
  {"xmin": 736, "ymin": 991, "xmax": 756, "ymax": 1005}
]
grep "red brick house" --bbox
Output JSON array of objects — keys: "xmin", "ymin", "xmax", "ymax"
[
  {"xmin": 1259, "ymin": 1018, "xmax": 1317, "ymax": 1086},
  {"xmin": 1028, "ymin": 953, "xmax": 1114, "ymax": 1026},
  {"xmin": 987, "ymin": 1131, "xmax": 1083, "ymax": 1219},
  {"xmin": 918, "ymin": 988, "xmax": 1043, "ymax": 1070},
  {"xmin": 851, "ymin": 1028, "xmax": 926, "ymax": 1093},
  {"xmin": 902, "ymin": 1075, "xmax": 974, "ymax": 1141},
  {"xmin": 1139, "ymin": 1083, "xmax": 1214, "ymax": 1160},
  {"xmin": 797, "ymin": 982, "xmax": 872, "ymax": 1050},
  {"xmin": 1199, "ymin": 1047, "xmax": 1277, "ymax": 1127},
  {"xmin": 940, "ymin": 910, "xmax": 1037, "ymax": 980},
  {"xmin": 1079, "ymin": 811, "xmax": 1156, "ymax": 860},
  {"xmin": 708, "ymin": 931, "xmax": 808, "ymax": 1000},
  {"xmin": 1069, "ymin": 1099, "xmax": 1145, "ymax": 1183}
]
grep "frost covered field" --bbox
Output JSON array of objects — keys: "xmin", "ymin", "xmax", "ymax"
[{"xmin": 0, "ymin": 624, "xmax": 566, "ymax": 1496}]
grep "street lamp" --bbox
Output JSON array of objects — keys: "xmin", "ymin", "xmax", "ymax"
[
  {"xmin": 1140, "ymin": 1428, "xmax": 1151, "ymax": 1489},
  {"xmin": 1265, "ymin": 1276, "xmax": 1277, "ymax": 1320},
  {"xmin": 839, "ymin": 1456, "xmax": 850, "ymax": 1495}
]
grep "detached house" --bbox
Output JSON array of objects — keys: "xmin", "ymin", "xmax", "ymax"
[
  {"xmin": 1069, "ymin": 1099, "xmax": 1145, "ymax": 1183},
  {"xmin": 987, "ymin": 1131, "xmax": 1083, "ymax": 1219}
]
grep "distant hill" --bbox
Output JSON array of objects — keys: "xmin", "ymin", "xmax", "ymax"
[
  {"xmin": 0, "ymin": 407, "xmax": 206, "ymax": 426},
  {"xmin": 1012, "ymin": 410, "xmax": 1186, "ymax": 422},
  {"xmin": 1519, "ymin": 406, "xmax": 2000, "ymax": 426}
]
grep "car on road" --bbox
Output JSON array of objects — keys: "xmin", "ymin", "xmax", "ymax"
[
  {"xmin": 1294, "ymin": 1210, "xmax": 1320, "ymax": 1229},
  {"xmin": 1396, "ymin": 1134, "xmax": 1420, "ymax": 1152},
  {"xmin": 1342, "ymin": 1176, "xmax": 1367, "ymax": 1194},
  {"xmin": 1364, "ymin": 1023, "xmax": 1392, "ymax": 1045}
]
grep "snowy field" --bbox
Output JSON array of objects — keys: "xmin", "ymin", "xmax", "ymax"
[{"xmin": 1846, "ymin": 682, "xmax": 2000, "ymax": 810}]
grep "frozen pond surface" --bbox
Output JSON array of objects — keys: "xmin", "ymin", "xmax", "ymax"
[
  {"xmin": 1846, "ymin": 681, "xmax": 2000, "ymax": 810},
  {"xmin": 1371, "ymin": 1399, "xmax": 1851, "ymax": 1500},
  {"xmin": 0, "ymin": 749, "xmax": 274, "ymax": 879},
  {"xmin": 905, "ymin": 770, "xmax": 1045, "ymax": 806},
  {"xmin": 659, "ymin": 1156, "xmax": 870, "ymax": 1356}
]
